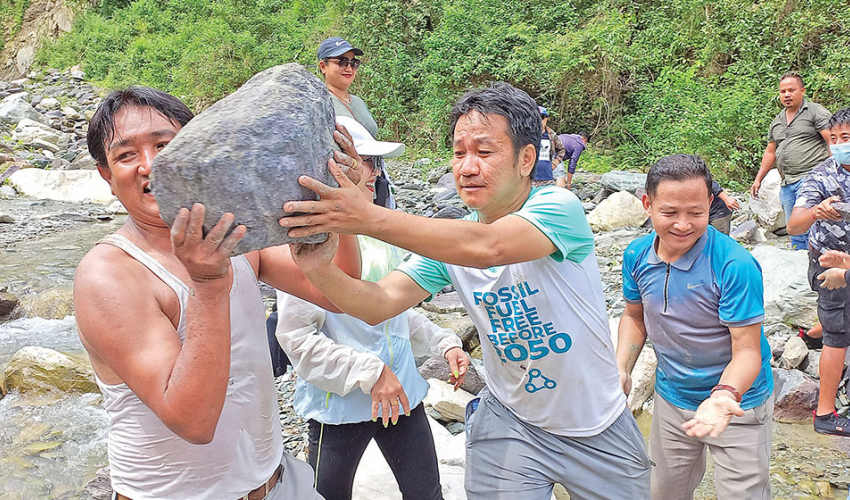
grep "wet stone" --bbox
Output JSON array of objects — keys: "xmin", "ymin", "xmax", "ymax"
[{"xmin": 151, "ymin": 63, "xmax": 338, "ymax": 254}]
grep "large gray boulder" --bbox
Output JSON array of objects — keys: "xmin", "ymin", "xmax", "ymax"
[
  {"xmin": 600, "ymin": 170, "xmax": 647, "ymax": 194},
  {"xmin": 0, "ymin": 95, "xmax": 48, "ymax": 126},
  {"xmin": 751, "ymin": 245, "xmax": 818, "ymax": 328},
  {"xmin": 151, "ymin": 63, "xmax": 338, "ymax": 254},
  {"xmin": 749, "ymin": 169, "xmax": 785, "ymax": 230}
]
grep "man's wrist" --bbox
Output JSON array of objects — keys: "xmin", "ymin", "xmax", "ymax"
[{"xmin": 710, "ymin": 384, "xmax": 742, "ymax": 402}]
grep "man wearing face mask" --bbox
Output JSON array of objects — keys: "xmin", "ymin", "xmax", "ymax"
[{"xmin": 787, "ymin": 107, "xmax": 850, "ymax": 437}]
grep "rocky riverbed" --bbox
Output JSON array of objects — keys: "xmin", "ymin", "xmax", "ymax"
[{"xmin": 1, "ymin": 70, "xmax": 850, "ymax": 499}]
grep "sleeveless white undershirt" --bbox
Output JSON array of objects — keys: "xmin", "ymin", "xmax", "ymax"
[{"xmin": 94, "ymin": 234, "xmax": 283, "ymax": 500}]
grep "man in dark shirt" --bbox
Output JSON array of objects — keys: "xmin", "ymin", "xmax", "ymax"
[
  {"xmin": 708, "ymin": 180, "xmax": 740, "ymax": 234},
  {"xmin": 531, "ymin": 106, "xmax": 565, "ymax": 187},
  {"xmin": 750, "ymin": 72, "xmax": 831, "ymax": 250},
  {"xmin": 557, "ymin": 132, "xmax": 589, "ymax": 190}
]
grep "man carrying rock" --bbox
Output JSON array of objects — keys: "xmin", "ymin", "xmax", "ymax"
[
  {"xmin": 787, "ymin": 106, "xmax": 850, "ymax": 437},
  {"xmin": 74, "ymin": 86, "xmax": 362, "ymax": 499},
  {"xmin": 557, "ymin": 131, "xmax": 589, "ymax": 190},
  {"xmin": 618, "ymin": 154, "xmax": 774, "ymax": 500},
  {"xmin": 750, "ymin": 72, "xmax": 832, "ymax": 250},
  {"xmin": 279, "ymin": 83, "xmax": 650, "ymax": 499}
]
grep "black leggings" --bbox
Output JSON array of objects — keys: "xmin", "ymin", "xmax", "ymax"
[{"xmin": 307, "ymin": 403, "xmax": 443, "ymax": 500}]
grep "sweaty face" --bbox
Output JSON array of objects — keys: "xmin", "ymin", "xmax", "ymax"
[
  {"xmin": 644, "ymin": 177, "xmax": 711, "ymax": 261},
  {"xmin": 452, "ymin": 111, "xmax": 534, "ymax": 222},
  {"xmin": 779, "ymin": 77, "xmax": 805, "ymax": 110},
  {"xmin": 96, "ymin": 106, "xmax": 180, "ymax": 228},
  {"xmin": 320, "ymin": 50, "xmax": 357, "ymax": 91}
]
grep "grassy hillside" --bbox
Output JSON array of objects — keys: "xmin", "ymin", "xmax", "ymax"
[{"xmin": 35, "ymin": 0, "xmax": 850, "ymax": 187}]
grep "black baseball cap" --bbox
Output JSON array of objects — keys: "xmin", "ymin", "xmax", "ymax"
[{"xmin": 317, "ymin": 37, "xmax": 364, "ymax": 60}]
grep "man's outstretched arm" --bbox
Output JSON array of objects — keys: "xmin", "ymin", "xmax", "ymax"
[
  {"xmin": 290, "ymin": 234, "xmax": 432, "ymax": 326},
  {"xmin": 280, "ymin": 162, "xmax": 559, "ymax": 269}
]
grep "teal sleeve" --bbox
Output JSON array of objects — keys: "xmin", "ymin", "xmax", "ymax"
[
  {"xmin": 717, "ymin": 248, "xmax": 765, "ymax": 326},
  {"xmin": 511, "ymin": 187, "xmax": 595, "ymax": 263},
  {"xmin": 396, "ymin": 253, "xmax": 452, "ymax": 297},
  {"xmin": 622, "ymin": 241, "xmax": 642, "ymax": 303}
]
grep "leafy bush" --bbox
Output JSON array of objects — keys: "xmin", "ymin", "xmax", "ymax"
[{"xmin": 33, "ymin": 0, "xmax": 850, "ymax": 182}]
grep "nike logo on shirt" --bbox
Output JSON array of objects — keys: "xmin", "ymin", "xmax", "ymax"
[{"xmin": 687, "ymin": 283, "xmax": 703, "ymax": 290}]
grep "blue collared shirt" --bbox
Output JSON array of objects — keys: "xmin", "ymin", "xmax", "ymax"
[{"xmin": 622, "ymin": 227, "xmax": 773, "ymax": 411}]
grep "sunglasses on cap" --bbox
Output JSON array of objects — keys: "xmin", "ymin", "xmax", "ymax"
[{"xmin": 325, "ymin": 56, "xmax": 362, "ymax": 70}]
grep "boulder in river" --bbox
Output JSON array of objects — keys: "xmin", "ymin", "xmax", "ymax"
[
  {"xmin": 587, "ymin": 191, "xmax": 647, "ymax": 232},
  {"xmin": 0, "ymin": 95, "xmax": 48, "ymax": 126},
  {"xmin": 4, "ymin": 346, "xmax": 98, "ymax": 394},
  {"xmin": 0, "ymin": 290, "xmax": 19, "ymax": 318},
  {"xmin": 151, "ymin": 63, "xmax": 338, "ymax": 255},
  {"xmin": 749, "ymin": 169, "xmax": 784, "ymax": 230},
  {"xmin": 423, "ymin": 378, "xmax": 475, "ymax": 423}
]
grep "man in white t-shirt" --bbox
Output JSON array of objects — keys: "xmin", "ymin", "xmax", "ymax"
[{"xmin": 278, "ymin": 83, "xmax": 650, "ymax": 499}]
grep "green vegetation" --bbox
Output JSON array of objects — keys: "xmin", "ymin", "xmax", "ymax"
[
  {"xmin": 33, "ymin": 0, "xmax": 850, "ymax": 185},
  {"xmin": 0, "ymin": 0, "xmax": 32, "ymax": 48}
]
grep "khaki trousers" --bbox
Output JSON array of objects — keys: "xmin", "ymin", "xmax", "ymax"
[{"xmin": 650, "ymin": 392, "xmax": 773, "ymax": 500}]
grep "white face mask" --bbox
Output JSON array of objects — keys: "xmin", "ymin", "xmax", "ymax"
[{"xmin": 830, "ymin": 143, "xmax": 850, "ymax": 166}]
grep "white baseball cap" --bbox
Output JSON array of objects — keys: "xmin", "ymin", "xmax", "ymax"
[{"xmin": 335, "ymin": 116, "xmax": 405, "ymax": 159}]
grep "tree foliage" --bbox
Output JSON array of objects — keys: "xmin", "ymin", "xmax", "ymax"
[{"xmin": 34, "ymin": 0, "xmax": 850, "ymax": 186}]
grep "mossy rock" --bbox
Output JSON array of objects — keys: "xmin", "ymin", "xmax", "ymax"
[{"xmin": 4, "ymin": 346, "xmax": 98, "ymax": 395}]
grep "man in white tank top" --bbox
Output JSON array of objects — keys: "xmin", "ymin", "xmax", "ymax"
[{"xmin": 74, "ymin": 86, "xmax": 363, "ymax": 500}]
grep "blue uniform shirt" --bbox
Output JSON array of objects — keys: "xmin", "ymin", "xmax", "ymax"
[{"xmin": 622, "ymin": 226, "xmax": 773, "ymax": 411}]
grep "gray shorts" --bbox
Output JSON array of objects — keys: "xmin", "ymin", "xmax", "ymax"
[
  {"xmin": 553, "ymin": 163, "xmax": 566, "ymax": 179},
  {"xmin": 808, "ymin": 248, "xmax": 850, "ymax": 348},
  {"xmin": 464, "ymin": 389, "xmax": 650, "ymax": 500}
]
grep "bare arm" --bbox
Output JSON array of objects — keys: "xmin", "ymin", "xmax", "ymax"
[
  {"xmin": 551, "ymin": 132, "xmax": 566, "ymax": 165},
  {"xmin": 75, "ymin": 207, "xmax": 245, "ymax": 444},
  {"xmin": 616, "ymin": 301, "xmax": 648, "ymax": 395},
  {"xmin": 821, "ymin": 129, "xmax": 832, "ymax": 152},
  {"xmin": 683, "ymin": 322, "xmax": 763, "ymax": 438},
  {"xmin": 281, "ymin": 162, "xmax": 557, "ymax": 269},
  {"xmin": 256, "ymin": 234, "xmax": 361, "ymax": 311},
  {"xmin": 749, "ymin": 142, "xmax": 777, "ymax": 198},
  {"xmin": 787, "ymin": 196, "xmax": 841, "ymax": 235}
]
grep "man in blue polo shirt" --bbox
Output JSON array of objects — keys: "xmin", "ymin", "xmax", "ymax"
[{"xmin": 617, "ymin": 154, "xmax": 774, "ymax": 500}]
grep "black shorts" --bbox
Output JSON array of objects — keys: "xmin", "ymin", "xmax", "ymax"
[{"xmin": 808, "ymin": 248, "xmax": 850, "ymax": 348}]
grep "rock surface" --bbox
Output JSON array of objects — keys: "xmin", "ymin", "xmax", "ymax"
[
  {"xmin": 423, "ymin": 378, "xmax": 475, "ymax": 423},
  {"xmin": 418, "ymin": 356, "xmax": 485, "ymax": 395},
  {"xmin": 587, "ymin": 191, "xmax": 647, "ymax": 232},
  {"xmin": 750, "ymin": 169, "xmax": 784, "ymax": 229},
  {"xmin": 8, "ymin": 169, "xmax": 115, "ymax": 204},
  {"xmin": 4, "ymin": 346, "xmax": 98, "ymax": 394},
  {"xmin": 151, "ymin": 63, "xmax": 338, "ymax": 254},
  {"xmin": 773, "ymin": 368, "xmax": 819, "ymax": 423},
  {"xmin": 752, "ymin": 245, "xmax": 818, "ymax": 328},
  {"xmin": 780, "ymin": 336, "xmax": 809, "ymax": 369},
  {"xmin": 600, "ymin": 170, "xmax": 647, "ymax": 194}
]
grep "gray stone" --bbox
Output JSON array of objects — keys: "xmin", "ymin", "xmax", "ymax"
[
  {"xmin": 0, "ymin": 214, "xmax": 13, "ymax": 223},
  {"xmin": 752, "ymin": 245, "xmax": 818, "ymax": 328},
  {"xmin": 803, "ymin": 350, "xmax": 821, "ymax": 379},
  {"xmin": 67, "ymin": 151, "xmax": 96, "ymax": 170},
  {"xmin": 84, "ymin": 466, "xmax": 112, "ymax": 500},
  {"xmin": 832, "ymin": 202, "xmax": 850, "ymax": 222},
  {"xmin": 0, "ymin": 98, "xmax": 48, "ymax": 126},
  {"xmin": 600, "ymin": 170, "xmax": 647, "ymax": 194},
  {"xmin": 38, "ymin": 97, "xmax": 60, "ymax": 110},
  {"xmin": 779, "ymin": 335, "xmax": 809, "ymax": 369},
  {"xmin": 436, "ymin": 172, "xmax": 455, "ymax": 189},
  {"xmin": 432, "ymin": 206, "xmax": 468, "ymax": 219},
  {"xmin": 773, "ymin": 368, "xmax": 819, "ymax": 423},
  {"xmin": 582, "ymin": 202, "xmax": 596, "ymax": 213},
  {"xmin": 730, "ymin": 219, "xmax": 757, "ymax": 241},
  {"xmin": 420, "ymin": 291, "xmax": 465, "ymax": 314},
  {"xmin": 433, "ymin": 189, "xmax": 458, "ymax": 202},
  {"xmin": 151, "ymin": 64, "xmax": 338, "ymax": 254},
  {"xmin": 418, "ymin": 356, "xmax": 485, "ymax": 394}
]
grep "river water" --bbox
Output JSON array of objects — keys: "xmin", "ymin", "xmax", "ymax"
[{"xmin": 1, "ymin": 199, "xmax": 850, "ymax": 499}]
